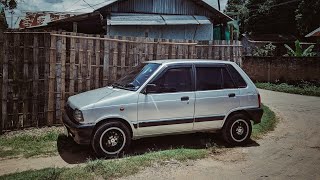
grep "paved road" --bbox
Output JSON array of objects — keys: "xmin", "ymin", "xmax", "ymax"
[{"xmin": 122, "ymin": 89, "xmax": 320, "ymax": 180}]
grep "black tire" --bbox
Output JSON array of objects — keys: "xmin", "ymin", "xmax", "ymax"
[
  {"xmin": 92, "ymin": 121, "xmax": 131, "ymax": 158},
  {"xmin": 222, "ymin": 114, "xmax": 252, "ymax": 146}
]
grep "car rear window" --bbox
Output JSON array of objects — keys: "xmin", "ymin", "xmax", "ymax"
[
  {"xmin": 222, "ymin": 68, "xmax": 236, "ymax": 89},
  {"xmin": 196, "ymin": 67, "xmax": 223, "ymax": 91},
  {"xmin": 196, "ymin": 67, "xmax": 236, "ymax": 91},
  {"xmin": 227, "ymin": 65, "xmax": 247, "ymax": 88}
]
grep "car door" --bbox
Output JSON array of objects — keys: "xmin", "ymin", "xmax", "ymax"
[
  {"xmin": 137, "ymin": 65, "xmax": 195, "ymax": 136},
  {"xmin": 193, "ymin": 64, "xmax": 240, "ymax": 131}
]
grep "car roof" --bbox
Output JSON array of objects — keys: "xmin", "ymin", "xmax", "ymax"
[{"xmin": 146, "ymin": 59, "xmax": 236, "ymax": 66}]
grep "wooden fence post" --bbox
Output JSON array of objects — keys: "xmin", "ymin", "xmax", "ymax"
[
  {"xmin": 0, "ymin": 32, "xmax": 2, "ymax": 134},
  {"xmin": 95, "ymin": 35, "xmax": 101, "ymax": 89},
  {"xmin": 112, "ymin": 36, "xmax": 119, "ymax": 82},
  {"xmin": 86, "ymin": 35, "xmax": 93, "ymax": 90},
  {"xmin": 60, "ymin": 33, "xmax": 67, "ymax": 123},
  {"xmin": 32, "ymin": 34, "xmax": 39, "ymax": 127},
  {"xmin": 47, "ymin": 34, "xmax": 56, "ymax": 126},
  {"xmin": 0, "ymin": 33, "xmax": 7, "ymax": 134},
  {"xmin": 238, "ymin": 41, "xmax": 243, "ymax": 66},
  {"xmin": 22, "ymin": 34, "xmax": 30, "ymax": 127},
  {"xmin": 44, "ymin": 33, "xmax": 51, "ymax": 127},
  {"xmin": 12, "ymin": 33, "xmax": 20, "ymax": 128},
  {"xmin": 78, "ymin": 34, "xmax": 84, "ymax": 93},
  {"xmin": 69, "ymin": 33, "xmax": 76, "ymax": 96},
  {"xmin": 103, "ymin": 36, "xmax": 110, "ymax": 86},
  {"xmin": 119, "ymin": 36, "xmax": 126, "ymax": 76}
]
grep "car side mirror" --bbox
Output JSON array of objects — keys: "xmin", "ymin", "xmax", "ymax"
[{"xmin": 144, "ymin": 84, "xmax": 157, "ymax": 94}]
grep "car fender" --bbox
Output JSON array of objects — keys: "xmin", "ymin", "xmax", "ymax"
[{"xmin": 95, "ymin": 114, "xmax": 137, "ymax": 136}]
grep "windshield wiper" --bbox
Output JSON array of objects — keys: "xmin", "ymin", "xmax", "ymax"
[
  {"xmin": 125, "ymin": 83, "xmax": 136, "ymax": 88},
  {"xmin": 112, "ymin": 82, "xmax": 124, "ymax": 89},
  {"xmin": 112, "ymin": 82, "xmax": 137, "ymax": 91}
]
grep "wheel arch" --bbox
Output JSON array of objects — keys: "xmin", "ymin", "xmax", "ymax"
[
  {"xmin": 92, "ymin": 118, "xmax": 134, "ymax": 139},
  {"xmin": 223, "ymin": 110, "xmax": 252, "ymax": 128}
]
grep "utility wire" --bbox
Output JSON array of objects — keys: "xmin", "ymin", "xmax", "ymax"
[
  {"xmin": 246, "ymin": 0, "xmax": 301, "ymax": 8},
  {"xmin": 65, "ymin": 0, "xmax": 82, "ymax": 11},
  {"xmin": 228, "ymin": 0, "xmax": 302, "ymax": 13},
  {"xmin": 82, "ymin": 0, "xmax": 95, "ymax": 10},
  {"xmin": 249, "ymin": 0, "xmax": 302, "ymax": 12},
  {"xmin": 68, "ymin": 1, "xmax": 109, "ymax": 12}
]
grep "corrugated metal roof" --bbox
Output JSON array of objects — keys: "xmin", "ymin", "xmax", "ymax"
[
  {"xmin": 96, "ymin": 0, "xmax": 233, "ymax": 23},
  {"xmin": 193, "ymin": 16, "xmax": 211, "ymax": 25},
  {"xmin": 109, "ymin": 14, "xmax": 211, "ymax": 26},
  {"xmin": 110, "ymin": 15, "xmax": 165, "ymax": 25},
  {"xmin": 162, "ymin": 15, "xmax": 198, "ymax": 25}
]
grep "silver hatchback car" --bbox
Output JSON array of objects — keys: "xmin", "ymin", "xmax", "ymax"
[{"xmin": 63, "ymin": 60, "xmax": 263, "ymax": 157}]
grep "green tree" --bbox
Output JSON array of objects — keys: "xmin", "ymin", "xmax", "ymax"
[
  {"xmin": 245, "ymin": 0, "xmax": 299, "ymax": 34},
  {"xmin": 295, "ymin": 0, "xmax": 320, "ymax": 36},
  {"xmin": 225, "ymin": 0, "xmax": 246, "ymax": 12},
  {"xmin": 225, "ymin": 0, "xmax": 249, "ymax": 33}
]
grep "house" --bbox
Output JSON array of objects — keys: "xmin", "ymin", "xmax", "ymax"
[
  {"xmin": 305, "ymin": 27, "xmax": 320, "ymax": 55},
  {"xmin": 37, "ymin": 0, "xmax": 233, "ymax": 40}
]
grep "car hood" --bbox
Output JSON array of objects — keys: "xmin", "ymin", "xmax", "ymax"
[{"xmin": 68, "ymin": 87, "xmax": 128, "ymax": 110}]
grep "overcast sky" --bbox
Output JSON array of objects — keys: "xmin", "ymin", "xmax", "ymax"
[{"xmin": 5, "ymin": 0, "xmax": 228, "ymax": 28}]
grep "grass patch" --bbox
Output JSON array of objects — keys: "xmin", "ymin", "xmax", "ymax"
[
  {"xmin": 0, "ymin": 128, "xmax": 62, "ymax": 158},
  {"xmin": 252, "ymin": 104, "xmax": 277, "ymax": 138},
  {"xmin": 0, "ymin": 106, "xmax": 277, "ymax": 179},
  {"xmin": 256, "ymin": 82, "xmax": 320, "ymax": 97},
  {"xmin": 0, "ymin": 149, "xmax": 207, "ymax": 180},
  {"xmin": 0, "ymin": 168, "xmax": 67, "ymax": 180}
]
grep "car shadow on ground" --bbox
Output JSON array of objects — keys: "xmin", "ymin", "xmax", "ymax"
[{"xmin": 57, "ymin": 133, "xmax": 259, "ymax": 164}]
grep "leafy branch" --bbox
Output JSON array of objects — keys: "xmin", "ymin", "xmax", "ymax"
[{"xmin": 284, "ymin": 40, "xmax": 316, "ymax": 57}]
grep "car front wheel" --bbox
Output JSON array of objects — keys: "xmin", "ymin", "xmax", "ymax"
[
  {"xmin": 92, "ymin": 121, "xmax": 131, "ymax": 158},
  {"xmin": 222, "ymin": 114, "xmax": 252, "ymax": 145}
]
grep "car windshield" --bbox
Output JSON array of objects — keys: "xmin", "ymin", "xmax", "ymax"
[{"xmin": 112, "ymin": 63, "xmax": 161, "ymax": 91}]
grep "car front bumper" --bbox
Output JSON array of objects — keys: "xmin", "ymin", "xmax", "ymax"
[{"xmin": 62, "ymin": 113, "xmax": 95, "ymax": 145}]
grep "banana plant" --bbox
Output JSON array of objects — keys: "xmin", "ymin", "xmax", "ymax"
[{"xmin": 284, "ymin": 40, "xmax": 316, "ymax": 57}]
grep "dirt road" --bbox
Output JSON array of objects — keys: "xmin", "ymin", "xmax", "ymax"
[
  {"xmin": 121, "ymin": 89, "xmax": 320, "ymax": 180},
  {"xmin": 1, "ymin": 89, "xmax": 320, "ymax": 179}
]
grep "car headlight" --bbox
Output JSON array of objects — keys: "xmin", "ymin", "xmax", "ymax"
[{"xmin": 73, "ymin": 109, "xmax": 84, "ymax": 122}]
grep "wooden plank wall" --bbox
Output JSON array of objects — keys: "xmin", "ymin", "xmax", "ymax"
[
  {"xmin": 1, "ymin": 32, "xmax": 242, "ymax": 132},
  {"xmin": 1, "ymin": 32, "xmax": 51, "ymax": 132},
  {"xmin": 0, "ymin": 31, "xmax": 4, "ymax": 134}
]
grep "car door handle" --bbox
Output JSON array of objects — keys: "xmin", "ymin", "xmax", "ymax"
[
  {"xmin": 228, "ymin": 93, "xmax": 236, "ymax": 98},
  {"xmin": 181, "ymin": 96, "xmax": 189, "ymax": 101}
]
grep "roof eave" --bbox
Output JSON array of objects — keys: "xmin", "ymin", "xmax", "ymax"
[
  {"xmin": 191, "ymin": 0, "xmax": 233, "ymax": 23},
  {"xmin": 95, "ymin": 0, "xmax": 233, "ymax": 23},
  {"xmin": 305, "ymin": 27, "xmax": 320, "ymax": 37}
]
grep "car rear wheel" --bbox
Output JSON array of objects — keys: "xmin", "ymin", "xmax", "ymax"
[
  {"xmin": 222, "ymin": 114, "xmax": 252, "ymax": 145},
  {"xmin": 92, "ymin": 121, "xmax": 131, "ymax": 158}
]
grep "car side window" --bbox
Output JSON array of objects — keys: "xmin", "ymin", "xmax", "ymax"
[
  {"xmin": 196, "ymin": 67, "xmax": 223, "ymax": 91},
  {"xmin": 223, "ymin": 68, "xmax": 236, "ymax": 89},
  {"xmin": 196, "ymin": 67, "xmax": 236, "ymax": 91},
  {"xmin": 152, "ymin": 67, "xmax": 193, "ymax": 93},
  {"xmin": 227, "ymin": 65, "xmax": 247, "ymax": 88}
]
